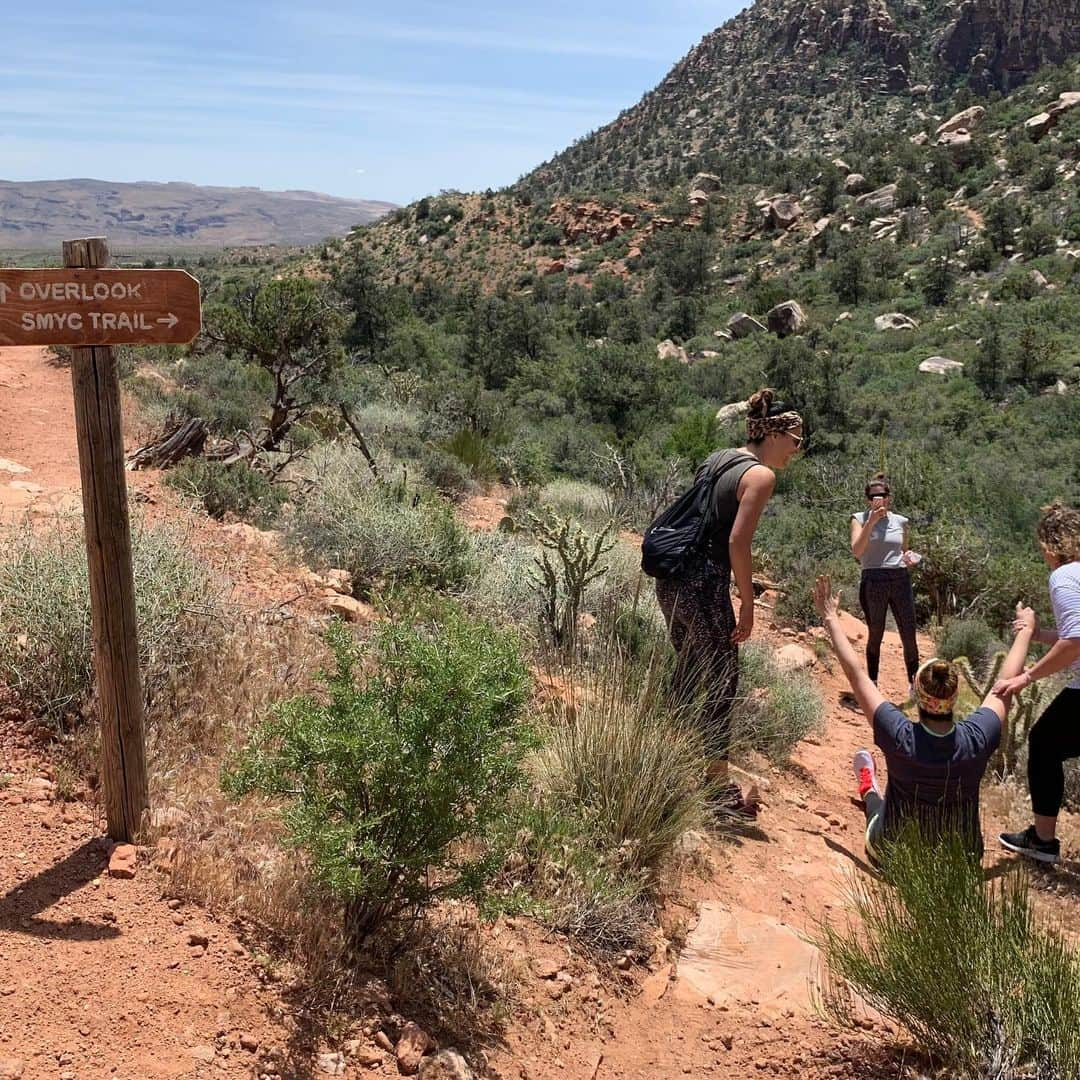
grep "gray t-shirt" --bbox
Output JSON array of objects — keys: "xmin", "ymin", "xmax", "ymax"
[
  {"xmin": 873, "ymin": 701, "xmax": 1001, "ymax": 852},
  {"xmin": 852, "ymin": 510, "xmax": 909, "ymax": 569}
]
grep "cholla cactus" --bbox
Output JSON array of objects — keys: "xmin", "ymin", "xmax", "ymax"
[
  {"xmin": 526, "ymin": 508, "xmax": 615, "ymax": 655},
  {"xmin": 953, "ymin": 653, "xmax": 1043, "ymax": 779}
]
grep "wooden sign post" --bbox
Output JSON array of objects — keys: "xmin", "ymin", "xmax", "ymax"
[{"xmin": 0, "ymin": 238, "xmax": 201, "ymax": 842}]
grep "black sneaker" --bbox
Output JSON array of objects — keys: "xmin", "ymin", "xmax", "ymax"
[{"xmin": 999, "ymin": 825, "xmax": 1061, "ymax": 864}]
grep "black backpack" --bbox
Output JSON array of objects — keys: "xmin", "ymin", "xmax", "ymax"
[{"xmin": 640, "ymin": 452, "xmax": 754, "ymax": 579}]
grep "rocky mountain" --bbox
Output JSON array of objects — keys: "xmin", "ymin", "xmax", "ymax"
[
  {"xmin": 518, "ymin": 0, "xmax": 1080, "ymax": 198},
  {"xmin": 0, "ymin": 179, "xmax": 395, "ymax": 249}
]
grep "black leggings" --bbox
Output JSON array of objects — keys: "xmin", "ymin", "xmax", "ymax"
[
  {"xmin": 1027, "ymin": 687, "xmax": 1080, "ymax": 818},
  {"xmin": 859, "ymin": 568, "xmax": 919, "ymax": 683}
]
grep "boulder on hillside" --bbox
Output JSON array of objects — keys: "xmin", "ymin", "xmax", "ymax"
[
  {"xmin": 844, "ymin": 173, "xmax": 870, "ymax": 195},
  {"xmin": 919, "ymin": 356, "xmax": 964, "ymax": 375},
  {"xmin": 713, "ymin": 328, "xmax": 734, "ymax": 340},
  {"xmin": 657, "ymin": 339, "xmax": 690, "ymax": 363},
  {"xmin": 856, "ymin": 184, "xmax": 898, "ymax": 213},
  {"xmin": 1025, "ymin": 111, "xmax": 1055, "ymax": 139},
  {"xmin": 831, "ymin": 158, "xmax": 851, "ymax": 174},
  {"xmin": 835, "ymin": 311, "xmax": 852, "ymax": 323},
  {"xmin": 1029, "ymin": 269, "xmax": 1049, "ymax": 289},
  {"xmin": 766, "ymin": 300, "xmax": 807, "ymax": 338},
  {"xmin": 760, "ymin": 195, "xmax": 802, "ymax": 231},
  {"xmin": 937, "ymin": 129, "xmax": 973, "ymax": 153},
  {"xmin": 910, "ymin": 131, "xmax": 929, "ymax": 146},
  {"xmin": 810, "ymin": 215, "xmax": 832, "ymax": 239},
  {"xmin": 716, "ymin": 400, "xmax": 750, "ymax": 425},
  {"xmin": 689, "ymin": 172, "xmax": 723, "ymax": 194},
  {"xmin": 727, "ymin": 312, "xmax": 767, "ymax": 339},
  {"xmin": 688, "ymin": 189, "xmax": 710, "ymax": 206},
  {"xmin": 875, "ymin": 312, "xmax": 919, "ymax": 331},
  {"xmin": 935, "ymin": 105, "xmax": 986, "ymax": 137}
]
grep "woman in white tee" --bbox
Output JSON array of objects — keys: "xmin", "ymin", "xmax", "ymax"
[
  {"xmin": 996, "ymin": 502, "xmax": 1080, "ymax": 864},
  {"xmin": 850, "ymin": 473, "xmax": 919, "ymax": 686}
]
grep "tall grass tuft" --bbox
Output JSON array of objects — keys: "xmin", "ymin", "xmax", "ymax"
[
  {"xmin": 815, "ymin": 826, "xmax": 1080, "ymax": 1078},
  {"xmin": 520, "ymin": 651, "xmax": 709, "ymax": 950}
]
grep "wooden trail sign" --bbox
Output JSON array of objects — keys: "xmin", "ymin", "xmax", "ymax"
[
  {"xmin": 0, "ymin": 267, "xmax": 200, "ymax": 347},
  {"xmin": 0, "ymin": 238, "xmax": 203, "ymax": 842}
]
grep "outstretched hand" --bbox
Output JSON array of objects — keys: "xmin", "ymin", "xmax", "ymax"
[{"xmin": 813, "ymin": 575, "xmax": 842, "ymax": 620}]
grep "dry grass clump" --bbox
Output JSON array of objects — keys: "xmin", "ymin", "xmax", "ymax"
[{"xmin": 0, "ymin": 513, "xmax": 219, "ymax": 726}]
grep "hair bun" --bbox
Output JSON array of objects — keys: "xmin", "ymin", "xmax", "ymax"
[
  {"xmin": 931, "ymin": 661, "xmax": 952, "ymax": 680},
  {"xmin": 747, "ymin": 387, "xmax": 775, "ymax": 418}
]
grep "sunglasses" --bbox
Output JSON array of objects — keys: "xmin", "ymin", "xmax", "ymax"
[{"xmin": 787, "ymin": 432, "xmax": 805, "ymax": 449}]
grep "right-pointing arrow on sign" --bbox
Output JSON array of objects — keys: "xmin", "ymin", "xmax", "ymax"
[{"xmin": 156, "ymin": 313, "xmax": 179, "ymax": 329}]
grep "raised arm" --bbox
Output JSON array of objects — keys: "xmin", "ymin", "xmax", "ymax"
[
  {"xmin": 982, "ymin": 604, "xmax": 1037, "ymax": 721},
  {"xmin": 729, "ymin": 465, "xmax": 775, "ymax": 643},
  {"xmin": 813, "ymin": 575, "xmax": 886, "ymax": 722},
  {"xmin": 850, "ymin": 504, "xmax": 887, "ymax": 560}
]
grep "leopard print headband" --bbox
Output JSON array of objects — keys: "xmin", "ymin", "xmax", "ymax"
[{"xmin": 747, "ymin": 410, "xmax": 803, "ymax": 442}]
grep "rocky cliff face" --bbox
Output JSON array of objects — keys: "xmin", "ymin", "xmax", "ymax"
[
  {"xmin": 518, "ymin": 0, "xmax": 1079, "ymax": 198},
  {"xmin": 939, "ymin": 0, "xmax": 1080, "ymax": 92}
]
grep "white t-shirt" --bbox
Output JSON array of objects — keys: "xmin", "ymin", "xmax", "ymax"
[
  {"xmin": 852, "ymin": 510, "xmax": 909, "ymax": 570},
  {"xmin": 1048, "ymin": 560, "xmax": 1080, "ymax": 689}
]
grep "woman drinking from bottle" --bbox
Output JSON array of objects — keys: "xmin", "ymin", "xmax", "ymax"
[{"xmin": 850, "ymin": 473, "xmax": 920, "ymax": 687}]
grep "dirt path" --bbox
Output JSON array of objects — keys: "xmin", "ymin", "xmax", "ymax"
[{"xmin": 2, "ymin": 343, "xmax": 1077, "ymax": 1079}]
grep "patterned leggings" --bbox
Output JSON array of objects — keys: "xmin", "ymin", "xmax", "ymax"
[
  {"xmin": 859, "ymin": 568, "xmax": 919, "ymax": 684},
  {"xmin": 655, "ymin": 556, "xmax": 739, "ymax": 760}
]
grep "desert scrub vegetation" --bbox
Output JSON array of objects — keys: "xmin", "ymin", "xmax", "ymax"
[
  {"xmin": 730, "ymin": 642, "xmax": 824, "ymax": 762},
  {"xmin": 285, "ymin": 447, "xmax": 477, "ymax": 595},
  {"xmin": 816, "ymin": 828, "xmax": 1080, "ymax": 1078},
  {"xmin": 500, "ymin": 653, "xmax": 709, "ymax": 952},
  {"xmin": 164, "ymin": 458, "xmax": 288, "ymax": 526},
  {"xmin": 0, "ymin": 515, "xmax": 217, "ymax": 724},
  {"xmin": 224, "ymin": 614, "xmax": 534, "ymax": 947}
]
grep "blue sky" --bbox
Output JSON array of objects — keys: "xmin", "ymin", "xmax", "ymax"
[{"xmin": 1, "ymin": 1, "xmax": 743, "ymax": 204}]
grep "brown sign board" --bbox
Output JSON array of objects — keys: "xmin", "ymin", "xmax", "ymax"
[{"xmin": 0, "ymin": 268, "xmax": 201, "ymax": 347}]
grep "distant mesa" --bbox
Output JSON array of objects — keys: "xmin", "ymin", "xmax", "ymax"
[{"xmin": 0, "ymin": 178, "xmax": 396, "ymax": 248}]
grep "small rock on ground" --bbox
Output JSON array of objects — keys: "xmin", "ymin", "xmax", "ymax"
[{"xmin": 418, "ymin": 1050, "xmax": 474, "ymax": 1080}]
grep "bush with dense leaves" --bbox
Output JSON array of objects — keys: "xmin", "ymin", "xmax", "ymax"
[{"xmin": 224, "ymin": 615, "xmax": 533, "ymax": 945}]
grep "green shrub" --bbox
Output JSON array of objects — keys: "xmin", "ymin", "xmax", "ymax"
[
  {"xmin": 165, "ymin": 458, "xmax": 287, "ymax": 525},
  {"xmin": 419, "ymin": 446, "xmax": 476, "ymax": 500},
  {"xmin": 0, "ymin": 516, "xmax": 216, "ymax": 723},
  {"xmin": 935, "ymin": 617, "xmax": 1005, "ymax": 676},
  {"xmin": 224, "ymin": 615, "xmax": 533, "ymax": 945},
  {"xmin": 816, "ymin": 827, "xmax": 1080, "ymax": 1077},
  {"xmin": 731, "ymin": 642, "xmax": 824, "ymax": 762},
  {"xmin": 287, "ymin": 449, "xmax": 477, "ymax": 594},
  {"xmin": 444, "ymin": 427, "xmax": 498, "ymax": 481}
]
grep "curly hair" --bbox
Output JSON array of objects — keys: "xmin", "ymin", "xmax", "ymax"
[{"xmin": 1037, "ymin": 502, "xmax": 1080, "ymax": 564}]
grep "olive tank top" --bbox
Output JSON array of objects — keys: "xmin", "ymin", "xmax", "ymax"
[{"xmin": 695, "ymin": 449, "xmax": 759, "ymax": 564}]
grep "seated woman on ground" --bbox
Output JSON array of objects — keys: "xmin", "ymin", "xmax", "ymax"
[{"xmin": 812, "ymin": 576, "xmax": 1036, "ymax": 861}]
